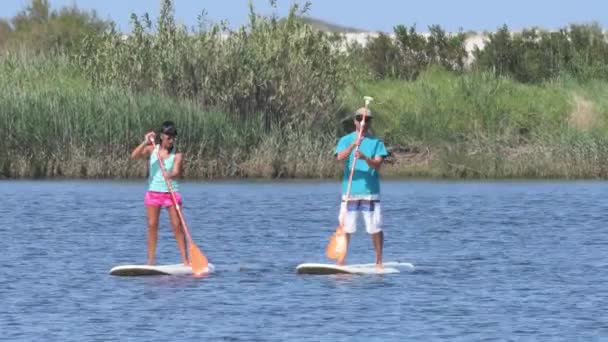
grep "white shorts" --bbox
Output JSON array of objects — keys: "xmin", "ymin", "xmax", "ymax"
[{"xmin": 338, "ymin": 199, "xmax": 382, "ymax": 234}]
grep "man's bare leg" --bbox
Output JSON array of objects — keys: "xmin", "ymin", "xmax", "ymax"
[
  {"xmin": 371, "ymin": 231, "xmax": 383, "ymax": 266},
  {"xmin": 336, "ymin": 233, "xmax": 351, "ymax": 266}
]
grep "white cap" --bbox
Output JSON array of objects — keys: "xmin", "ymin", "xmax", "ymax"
[{"xmin": 355, "ymin": 107, "xmax": 372, "ymax": 118}]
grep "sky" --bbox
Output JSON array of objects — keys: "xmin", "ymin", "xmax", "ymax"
[{"xmin": 1, "ymin": 0, "xmax": 606, "ymax": 33}]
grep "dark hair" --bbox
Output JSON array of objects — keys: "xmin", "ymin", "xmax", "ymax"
[
  {"xmin": 160, "ymin": 121, "xmax": 178, "ymax": 136},
  {"xmin": 155, "ymin": 121, "xmax": 178, "ymax": 152}
]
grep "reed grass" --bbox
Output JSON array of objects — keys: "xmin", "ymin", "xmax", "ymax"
[
  {"xmin": 0, "ymin": 53, "xmax": 339, "ymax": 178},
  {"xmin": 3, "ymin": 41, "xmax": 608, "ymax": 179}
]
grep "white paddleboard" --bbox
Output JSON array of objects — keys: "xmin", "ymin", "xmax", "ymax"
[
  {"xmin": 296, "ymin": 262, "xmax": 414, "ymax": 275},
  {"xmin": 109, "ymin": 263, "xmax": 215, "ymax": 276}
]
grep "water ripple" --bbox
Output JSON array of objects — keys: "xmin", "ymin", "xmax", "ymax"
[{"xmin": 1, "ymin": 180, "xmax": 607, "ymax": 341}]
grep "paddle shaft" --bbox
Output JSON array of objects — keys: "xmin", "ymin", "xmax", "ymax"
[
  {"xmin": 151, "ymin": 139, "xmax": 195, "ymax": 244},
  {"xmin": 343, "ymin": 104, "xmax": 369, "ymax": 208}
]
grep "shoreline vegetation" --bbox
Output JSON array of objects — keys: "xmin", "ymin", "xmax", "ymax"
[{"xmin": 1, "ymin": 0, "xmax": 608, "ymax": 180}]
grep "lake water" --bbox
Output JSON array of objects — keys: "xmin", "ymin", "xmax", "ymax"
[{"xmin": 1, "ymin": 180, "xmax": 607, "ymax": 341}]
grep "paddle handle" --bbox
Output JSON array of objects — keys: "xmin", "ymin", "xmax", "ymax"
[{"xmin": 151, "ymin": 138, "xmax": 194, "ymax": 243}]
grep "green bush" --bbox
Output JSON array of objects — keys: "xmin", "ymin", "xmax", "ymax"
[
  {"xmin": 474, "ymin": 23, "xmax": 608, "ymax": 83},
  {"xmin": 76, "ymin": 0, "xmax": 350, "ymax": 132},
  {"xmin": 357, "ymin": 24, "xmax": 467, "ymax": 80}
]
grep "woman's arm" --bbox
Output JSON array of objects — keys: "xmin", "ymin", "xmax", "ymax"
[
  {"xmin": 170, "ymin": 152, "xmax": 183, "ymax": 178},
  {"xmin": 130, "ymin": 142, "xmax": 154, "ymax": 160},
  {"xmin": 130, "ymin": 132, "xmax": 155, "ymax": 160}
]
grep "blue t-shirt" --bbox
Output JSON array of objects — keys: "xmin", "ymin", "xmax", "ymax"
[{"xmin": 335, "ymin": 132, "xmax": 388, "ymax": 196}]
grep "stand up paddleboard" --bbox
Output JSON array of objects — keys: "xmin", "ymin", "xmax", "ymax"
[
  {"xmin": 296, "ymin": 262, "xmax": 414, "ymax": 275},
  {"xmin": 109, "ymin": 263, "xmax": 215, "ymax": 276}
]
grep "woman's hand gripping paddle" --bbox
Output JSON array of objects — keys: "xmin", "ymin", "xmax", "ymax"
[
  {"xmin": 151, "ymin": 137, "xmax": 209, "ymax": 276},
  {"xmin": 326, "ymin": 96, "xmax": 374, "ymax": 261}
]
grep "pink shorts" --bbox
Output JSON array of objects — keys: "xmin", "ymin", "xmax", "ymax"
[{"xmin": 144, "ymin": 191, "xmax": 182, "ymax": 208}]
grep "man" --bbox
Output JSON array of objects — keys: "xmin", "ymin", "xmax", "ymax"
[{"xmin": 335, "ymin": 107, "xmax": 388, "ymax": 266}]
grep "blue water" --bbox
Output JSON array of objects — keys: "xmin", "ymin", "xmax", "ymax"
[{"xmin": 1, "ymin": 180, "xmax": 607, "ymax": 341}]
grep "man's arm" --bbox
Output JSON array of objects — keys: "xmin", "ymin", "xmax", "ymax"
[
  {"xmin": 356, "ymin": 152, "xmax": 384, "ymax": 170},
  {"xmin": 336, "ymin": 143, "xmax": 356, "ymax": 161}
]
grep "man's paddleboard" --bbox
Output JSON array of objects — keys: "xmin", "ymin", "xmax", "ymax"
[
  {"xmin": 109, "ymin": 263, "xmax": 215, "ymax": 276},
  {"xmin": 296, "ymin": 262, "xmax": 414, "ymax": 275}
]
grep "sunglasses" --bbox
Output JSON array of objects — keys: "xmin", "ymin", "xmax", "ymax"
[
  {"xmin": 355, "ymin": 115, "xmax": 371, "ymax": 122},
  {"xmin": 161, "ymin": 133, "xmax": 177, "ymax": 140}
]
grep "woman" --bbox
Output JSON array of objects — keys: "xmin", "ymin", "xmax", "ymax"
[{"xmin": 130, "ymin": 121, "xmax": 188, "ymax": 265}]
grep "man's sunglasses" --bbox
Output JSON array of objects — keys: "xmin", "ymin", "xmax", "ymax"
[{"xmin": 355, "ymin": 115, "xmax": 372, "ymax": 122}]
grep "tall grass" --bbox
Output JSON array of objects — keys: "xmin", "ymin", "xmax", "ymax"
[
  {"xmin": 342, "ymin": 67, "xmax": 570, "ymax": 143},
  {"xmin": 4, "ymin": 54, "xmax": 608, "ymax": 179},
  {"xmin": 3, "ymin": 0, "xmax": 608, "ymax": 179},
  {"xmin": 3, "ymin": 55, "xmax": 608, "ymax": 179},
  {"xmin": 342, "ymin": 68, "xmax": 608, "ymax": 178},
  {"xmin": 0, "ymin": 53, "xmax": 339, "ymax": 178}
]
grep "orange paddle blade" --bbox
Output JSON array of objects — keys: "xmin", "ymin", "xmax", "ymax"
[
  {"xmin": 189, "ymin": 243, "xmax": 209, "ymax": 276},
  {"xmin": 326, "ymin": 226, "xmax": 347, "ymax": 260}
]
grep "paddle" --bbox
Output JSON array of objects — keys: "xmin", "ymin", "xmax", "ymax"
[
  {"xmin": 326, "ymin": 96, "xmax": 374, "ymax": 261},
  {"xmin": 151, "ymin": 137, "xmax": 209, "ymax": 276}
]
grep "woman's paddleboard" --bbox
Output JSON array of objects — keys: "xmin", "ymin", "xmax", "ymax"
[{"xmin": 109, "ymin": 263, "xmax": 215, "ymax": 276}]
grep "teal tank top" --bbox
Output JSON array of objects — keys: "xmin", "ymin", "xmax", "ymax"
[{"xmin": 148, "ymin": 145, "xmax": 179, "ymax": 192}]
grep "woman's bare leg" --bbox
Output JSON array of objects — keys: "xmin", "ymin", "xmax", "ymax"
[
  {"xmin": 146, "ymin": 205, "xmax": 161, "ymax": 265},
  {"xmin": 167, "ymin": 206, "xmax": 188, "ymax": 265}
]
